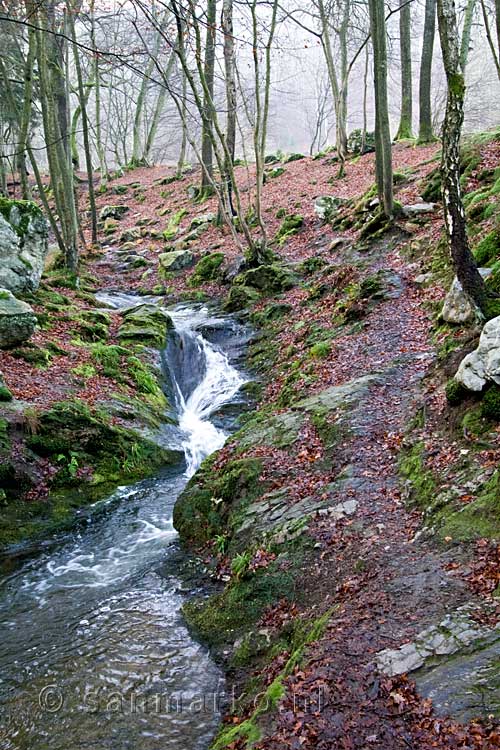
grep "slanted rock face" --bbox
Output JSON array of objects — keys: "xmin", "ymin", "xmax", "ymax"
[
  {"xmin": 159, "ymin": 249, "xmax": 194, "ymax": 272},
  {"xmin": 455, "ymin": 315, "xmax": 500, "ymax": 391},
  {"xmin": 0, "ymin": 200, "xmax": 48, "ymax": 294},
  {"xmin": 0, "ymin": 289, "xmax": 37, "ymax": 348},
  {"xmin": 117, "ymin": 303, "xmax": 173, "ymax": 349},
  {"xmin": 441, "ymin": 268, "xmax": 492, "ymax": 324}
]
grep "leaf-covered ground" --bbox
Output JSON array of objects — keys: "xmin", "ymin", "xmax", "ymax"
[{"xmin": 2, "ymin": 140, "xmax": 500, "ymax": 747}]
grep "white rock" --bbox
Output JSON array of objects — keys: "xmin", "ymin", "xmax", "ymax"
[
  {"xmin": 0, "ymin": 288, "xmax": 37, "ymax": 348},
  {"xmin": 0, "ymin": 202, "xmax": 48, "ymax": 294},
  {"xmin": 441, "ymin": 268, "xmax": 492, "ymax": 324},
  {"xmin": 455, "ymin": 315, "xmax": 500, "ymax": 391}
]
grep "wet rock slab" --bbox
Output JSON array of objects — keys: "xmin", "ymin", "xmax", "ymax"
[{"xmin": 376, "ymin": 605, "xmax": 500, "ymax": 721}]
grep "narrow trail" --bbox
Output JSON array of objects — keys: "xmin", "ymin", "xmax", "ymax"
[{"xmin": 262, "ymin": 240, "xmax": 488, "ymax": 748}]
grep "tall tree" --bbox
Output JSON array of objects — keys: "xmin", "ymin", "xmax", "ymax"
[
  {"xmin": 200, "ymin": 0, "xmax": 217, "ymax": 192},
  {"xmin": 367, "ymin": 0, "xmax": 393, "ymax": 216},
  {"xmin": 395, "ymin": 0, "xmax": 413, "ymax": 140},
  {"xmin": 437, "ymin": 0, "xmax": 489, "ymax": 314},
  {"xmin": 418, "ymin": 0, "xmax": 437, "ymax": 143},
  {"xmin": 222, "ymin": 0, "xmax": 237, "ymax": 174}
]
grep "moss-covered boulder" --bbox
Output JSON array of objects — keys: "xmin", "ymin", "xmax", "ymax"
[
  {"xmin": 274, "ymin": 214, "xmax": 304, "ymax": 244},
  {"xmin": 188, "ymin": 252, "xmax": 224, "ymax": 286},
  {"xmin": 159, "ymin": 249, "xmax": 194, "ymax": 273},
  {"xmin": 0, "ymin": 198, "xmax": 48, "ymax": 294},
  {"xmin": 99, "ymin": 205, "xmax": 129, "ymax": 221},
  {"xmin": 235, "ymin": 264, "xmax": 296, "ymax": 293},
  {"xmin": 0, "ymin": 289, "xmax": 37, "ymax": 348},
  {"xmin": 117, "ymin": 303, "xmax": 173, "ymax": 349},
  {"xmin": 223, "ymin": 285, "xmax": 260, "ymax": 312}
]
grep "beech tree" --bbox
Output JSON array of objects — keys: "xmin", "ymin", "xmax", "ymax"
[
  {"xmin": 418, "ymin": 0, "xmax": 437, "ymax": 143},
  {"xmin": 395, "ymin": 0, "xmax": 412, "ymax": 140},
  {"xmin": 436, "ymin": 0, "xmax": 490, "ymax": 314},
  {"xmin": 367, "ymin": 0, "xmax": 393, "ymax": 216}
]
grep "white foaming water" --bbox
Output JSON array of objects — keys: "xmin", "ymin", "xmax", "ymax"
[{"xmin": 168, "ymin": 305, "xmax": 246, "ymax": 477}]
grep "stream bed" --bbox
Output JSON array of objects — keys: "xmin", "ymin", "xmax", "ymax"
[{"xmin": 0, "ymin": 299, "xmax": 249, "ymax": 750}]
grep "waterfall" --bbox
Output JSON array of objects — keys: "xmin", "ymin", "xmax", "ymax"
[
  {"xmin": 167, "ymin": 306, "xmax": 246, "ymax": 476},
  {"xmin": 0, "ymin": 298, "xmax": 249, "ymax": 750}
]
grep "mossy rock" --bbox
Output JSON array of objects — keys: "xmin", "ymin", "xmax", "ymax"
[
  {"xmin": 438, "ymin": 470, "xmax": 500, "ymax": 541},
  {"xmin": 474, "ymin": 229, "xmax": 500, "ymax": 266},
  {"xmin": 400, "ymin": 442, "xmax": 436, "ymax": 509},
  {"xmin": 188, "ymin": 252, "xmax": 224, "ymax": 286},
  {"xmin": 284, "ymin": 153, "xmax": 305, "ymax": 163},
  {"xmin": 223, "ymin": 285, "xmax": 260, "ymax": 312},
  {"xmin": 445, "ymin": 378, "xmax": 468, "ymax": 406},
  {"xmin": 0, "ymin": 384, "xmax": 13, "ymax": 401},
  {"xmin": 235, "ymin": 264, "xmax": 296, "ymax": 293},
  {"xmin": 481, "ymin": 384, "xmax": 500, "ymax": 421},
  {"xmin": 11, "ymin": 345, "xmax": 51, "ymax": 366},
  {"xmin": 173, "ymin": 455, "xmax": 263, "ymax": 546},
  {"xmin": 117, "ymin": 304, "xmax": 173, "ymax": 349},
  {"xmin": 274, "ymin": 214, "xmax": 304, "ymax": 245}
]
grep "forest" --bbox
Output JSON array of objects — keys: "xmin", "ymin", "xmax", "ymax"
[{"xmin": 0, "ymin": 0, "xmax": 500, "ymax": 748}]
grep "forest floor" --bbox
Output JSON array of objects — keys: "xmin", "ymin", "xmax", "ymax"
[{"xmin": 2, "ymin": 140, "xmax": 500, "ymax": 746}]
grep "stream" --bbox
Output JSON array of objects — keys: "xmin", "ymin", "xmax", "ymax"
[{"xmin": 0, "ymin": 298, "xmax": 249, "ymax": 750}]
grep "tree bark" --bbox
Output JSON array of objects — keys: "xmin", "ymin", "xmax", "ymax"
[
  {"xmin": 368, "ymin": 0, "xmax": 393, "ymax": 217},
  {"xmin": 395, "ymin": 0, "xmax": 413, "ymax": 140},
  {"xmin": 418, "ymin": 0, "xmax": 436, "ymax": 143},
  {"xmin": 200, "ymin": 0, "xmax": 217, "ymax": 191},
  {"xmin": 437, "ymin": 0, "xmax": 489, "ymax": 314}
]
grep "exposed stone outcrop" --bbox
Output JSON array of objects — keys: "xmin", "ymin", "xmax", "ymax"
[
  {"xmin": 0, "ymin": 200, "xmax": 48, "ymax": 294},
  {"xmin": 0, "ymin": 289, "xmax": 37, "ymax": 348},
  {"xmin": 455, "ymin": 314, "xmax": 500, "ymax": 391},
  {"xmin": 441, "ymin": 268, "xmax": 492, "ymax": 324},
  {"xmin": 159, "ymin": 249, "xmax": 195, "ymax": 272}
]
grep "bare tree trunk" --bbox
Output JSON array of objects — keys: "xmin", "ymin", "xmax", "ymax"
[
  {"xmin": 90, "ymin": 0, "xmax": 107, "ymax": 182},
  {"xmin": 460, "ymin": 0, "xmax": 477, "ymax": 71},
  {"xmin": 437, "ymin": 0, "xmax": 489, "ymax": 314},
  {"xmin": 395, "ymin": 0, "xmax": 413, "ymax": 140},
  {"xmin": 418, "ymin": 0, "xmax": 437, "ymax": 143},
  {"xmin": 368, "ymin": 0, "xmax": 393, "ymax": 217},
  {"xmin": 18, "ymin": 22, "xmax": 36, "ymax": 200},
  {"xmin": 200, "ymin": 0, "xmax": 217, "ymax": 192},
  {"xmin": 68, "ymin": 0, "xmax": 97, "ymax": 245},
  {"xmin": 361, "ymin": 43, "xmax": 369, "ymax": 153},
  {"xmin": 480, "ymin": 0, "xmax": 500, "ymax": 79},
  {"xmin": 222, "ymin": 0, "xmax": 237, "ymax": 204},
  {"xmin": 176, "ymin": 67, "xmax": 188, "ymax": 178}
]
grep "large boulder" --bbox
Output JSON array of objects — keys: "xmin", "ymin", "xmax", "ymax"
[
  {"xmin": 0, "ymin": 289, "xmax": 37, "ymax": 348},
  {"xmin": 314, "ymin": 195, "xmax": 347, "ymax": 223},
  {"xmin": 0, "ymin": 199, "xmax": 48, "ymax": 294},
  {"xmin": 455, "ymin": 315, "xmax": 500, "ymax": 391},
  {"xmin": 117, "ymin": 303, "xmax": 173, "ymax": 349},
  {"xmin": 441, "ymin": 268, "xmax": 493, "ymax": 324},
  {"xmin": 159, "ymin": 249, "xmax": 194, "ymax": 272}
]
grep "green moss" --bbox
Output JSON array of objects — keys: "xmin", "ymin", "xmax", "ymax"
[
  {"xmin": 473, "ymin": 229, "xmax": 500, "ymax": 266},
  {"xmin": 174, "ymin": 456, "xmax": 263, "ymax": 545},
  {"xmin": 445, "ymin": 378, "xmax": 468, "ymax": 405},
  {"xmin": 235, "ymin": 264, "xmax": 296, "ymax": 293},
  {"xmin": 0, "ymin": 385, "xmax": 13, "ymax": 402},
  {"xmin": 188, "ymin": 252, "xmax": 224, "ymax": 286},
  {"xmin": 481, "ymin": 385, "xmax": 500, "ymax": 421},
  {"xmin": 438, "ymin": 470, "xmax": 500, "ymax": 541},
  {"xmin": 400, "ymin": 442, "xmax": 436, "ymax": 509},
  {"xmin": 309, "ymin": 341, "xmax": 331, "ymax": 359},
  {"xmin": 0, "ymin": 197, "xmax": 43, "ymax": 237},
  {"xmin": 71, "ymin": 364, "xmax": 97, "ymax": 379},
  {"xmin": 90, "ymin": 343, "xmax": 129, "ymax": 379},
  {"xmin": 274, "ymin": 214, "xmax": 304, "ymax": 245},
  {"xmin": 11, "ymin": 346, "xmax": 51, "ymax": 367},
  {"xmin": 162, "ymin": 208, "xmax": 188, "ymax": 240}
]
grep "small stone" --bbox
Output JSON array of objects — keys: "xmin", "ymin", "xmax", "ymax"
[{"xmin": 99, "ymin": 205, "xmax": 129, "ymax": 221}]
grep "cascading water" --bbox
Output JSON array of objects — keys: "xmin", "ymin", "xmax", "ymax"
[{"xmin": 0, "ymin": 299, "xmax": 248, "ymax": 750}]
